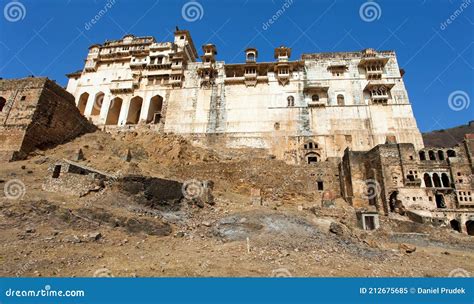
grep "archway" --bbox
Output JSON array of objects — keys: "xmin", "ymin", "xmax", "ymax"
[
  {"xmin": 337, "ymin": 94, "xmax": 345, "ymax": 106},
  {"xmin": 466, "ymin": 221, "xmax": 474, "ymax": 236},
  {"xmin": 419, "ymin": 151, "xmax": 426, "ymax": 161},
  {"xmin": 127, "ymin": 96, "xmax": 143, "ymax": 125},
  {"xmin": 428, "ymin": 150, "xmax": 436, "ymax": 160},
  {"xmin": 77, "ymin": 92, "xmax": 89, "ymax": 115},
  {"xmin": 450, "ymin": 219, "xmax": 461, "ymax": 232},
  {"xmin": 423, "ymin": 173, "xmax": 433, "ymax": 188},
  {"xmin": 305, "ymin": 152, "xmax": 319, "ymax": 165},
  {"xmin": 432, "ymin": 173, "xmax": 441, "ymax": 188},
  {"xmin": 438, "ymin": 150, "xmax": 445, "ymax": 160},
  {"xmin": 441, "ymin": 173, "xmax": 450, "ymax": 188},
  {"xmin": 0, "ymin": 97, "xmax": 6, "ymax": 112},
  {"xmin": 105, "ymin": 97, "xmax": 123, "ymax": 125},
  {"xmin": 91, "ymin": 92, "xmax": 105, "ymax": 116},
  {"xmin": 147, "ymin": 95, "xmax": 163, "ymax": 123}
]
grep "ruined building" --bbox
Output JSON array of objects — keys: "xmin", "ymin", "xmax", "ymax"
[
  {"xmin": 0, "ymin": 77, "xmax": 95, "ymax": 161},
  {"xmin": 342, "ymin": 134, "xmax": 474, "ymax": 235},
  {"xmin": 65, "ymin": 29, "xmax": 423, "ymax": 163}
]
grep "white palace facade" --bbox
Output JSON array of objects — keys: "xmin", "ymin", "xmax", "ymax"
[{"xmin": 66, "ymin": 28, "xmax": 424, "ymax": 163}]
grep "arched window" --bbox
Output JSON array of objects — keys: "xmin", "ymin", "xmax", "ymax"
[
  {"xmin": 438, "ymin": 150, "xmax": 445, "ymax": 161},
  {"xmin": 419, "ymin": 151, "xmax": 426, "ymax": 161},
  {"xmin": 287, "ymin": 96, "xmax": 295, "ymax": 107},
  {"xmin": 441, "ymin": 173, "xmax": 450, "ymax": 188},
  {"xmin": 77, "ymin": 92, "xmax": 89, "ymax": 115},
  {"xmin": 305, "ymin": 152, "xmax": 319, "ymax": 164},
  {"xmin": 337, "ymin": 94, "xmax": 345, "ymax": 106},
  {"xmin": 428, "ymin": 150, "xmax": 436, "ymax": 161},
  {"xmin": 432, "ymin": 173, "xmax": 441, "ymax": 188},
  {"xmin": 247, "ymin": 53, "xmax": 255, "ymax": 61},
  {"xmin": 423, "ymin": 173, "xmax": 433, "ymax": 188},
  {"xmin": 447, "ymin": 150, "xmax": 456, "ymax": 158},
  {"xmin": 312, "ymin": 94, "xmax": 319, "ymax": 102},
  {"xmin": 0, "ymin": 97, "xmax": 6, "ymax": 112}
]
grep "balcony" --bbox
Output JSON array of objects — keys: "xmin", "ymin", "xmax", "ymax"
[
  {"xmin": 150, "ymin": 42, "xmax": 172, "ymax": 50},
  {"xmin": 308, "ymin": 101, "xmax": 326, "ymax": 107},
  {"xmin": 304, "ymin": 80, "xmax": 330, "ymax": 92},
  {"xmin": 110, "ymin": 79, "xmax": 136, "ymax": 93}
]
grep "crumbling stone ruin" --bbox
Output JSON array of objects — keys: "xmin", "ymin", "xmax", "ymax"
[
  {"xmin": 342, "ymin": 135, "xmax": 474, "ymax": 235},
  {"xmin": 0, "ymin": 77, "xmax": 96, "ymax": 161}
]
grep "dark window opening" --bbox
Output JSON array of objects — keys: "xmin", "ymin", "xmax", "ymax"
[
  {"xmin": 312, "ymin": 94, "xmax": 319, "ymax": 102},
  {"xmin": 424, "ymin": 173, "xmax": 433, "ymax": 188},
  {"xmin": 438, "ymin": 150, "xmax": 445, "ymax": 160},
  {"xmin": 428, "ymin": 150, "xmax": 436, "ymax": 160},
  {"xmin": 447, "ymin": 150, "xmax": 456, "ymax": 158},
  {"xmin": 317, "ymin": 181, "xmax": 324, "ymax": 191},
  {"xmin": 433, "ymin": 173, "xmax": 442, "ymax": 188},
  {"xmin": 435, "ymin": 194, "xmax": 446, "ymax": 208},
  {"xmin": 466, "ymin": 221, "xmax": 474, "ymax": 236},
  {"xmin": 0, "ymin": 97, "xmax": 6, "ymax": 112},
  {"xmin": 419, "ymin": 151, "xmax": 426, "ymax": 161},
  {"xmin": 20, "ymin": 96, "xmax": 26, "ymax": 101},
  {"xmin": 307, "ymin": 156, "xmax": 318, "ymax": 164},
  {"xmin": 52, "ymin": 165, "xmax": 61, "ymax": 178},
  {"xmin": 441, "ymin": 173, "xmax": 450, "ymax": 188},
  {"xmin": 364, "ymin": 216, "xmax": 376, "ymax": 230}
]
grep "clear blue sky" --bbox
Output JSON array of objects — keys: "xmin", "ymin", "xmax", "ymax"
[{"xmin": 0, "ymin": 0, "xmax": 472, "ymax": 132}]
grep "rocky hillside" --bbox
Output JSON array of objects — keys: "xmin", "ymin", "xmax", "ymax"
[{"xmin": 422, "ymin": 121, "xmax": 474, "ymax": 147}]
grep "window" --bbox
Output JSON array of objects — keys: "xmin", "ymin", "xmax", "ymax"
[
  {"xmin": 0, "ymin": 97, "xmax": 6, "ymax": 112},
  {"xmin": 20, "ymin": 96, "xmax": 26, "ymax": 101},
  {"xmin": 447, "ymin": 150, "xmax": 456, "ymax": 157},
  {"xmin": 337, "ymin": 94, "xmax": 345, "ymax": 106},
  {"xmin": 317, "ymin": 181, "xmax": 324, "ymax": 191},
  {"xmin": 287, "ymin": 96, "xmax": 295, "ymax": 107},
  {"xmin": 180, "ymin": 35, "xmax": 185, "ymax": 40},
  {"xmin": 312, "ymin": 94, "xmax": 319, "ymax": 102},
  {"xmin": 274, "ymin": 122, "xmax": 280, "ymax": 130},
  {"xmin": 419, "ymin": 151, "xmax": 426, "ymax": 161},
  {"xmin": 428, "ymin": 150, "xmax": 436, "ymax": 160},
  {"xmin": 247, "ymin": 53, "xmax": 255, "ymax": 61},
  {"xmin": 52, "ymin": 165, "xmax": 61, "ymax": 178}
]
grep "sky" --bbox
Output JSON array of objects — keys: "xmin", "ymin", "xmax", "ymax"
[{"xmin": 0, "ymin": 0, "xmax": 472, "ymax": 132}]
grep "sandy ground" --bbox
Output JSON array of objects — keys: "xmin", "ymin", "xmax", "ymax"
[{"xmin": 1, "ymin": 130, "xmax": 473, "ymax": 278}]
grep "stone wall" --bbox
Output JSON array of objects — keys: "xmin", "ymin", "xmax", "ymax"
[{"xmin": 0, "ymin": 77, "xmax": 96, "ymax": 161}]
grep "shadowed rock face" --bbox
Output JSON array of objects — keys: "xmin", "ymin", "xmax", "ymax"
[{"xmin": 422, "ymin": 121, "xmax": 474, "ymax": 147}]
